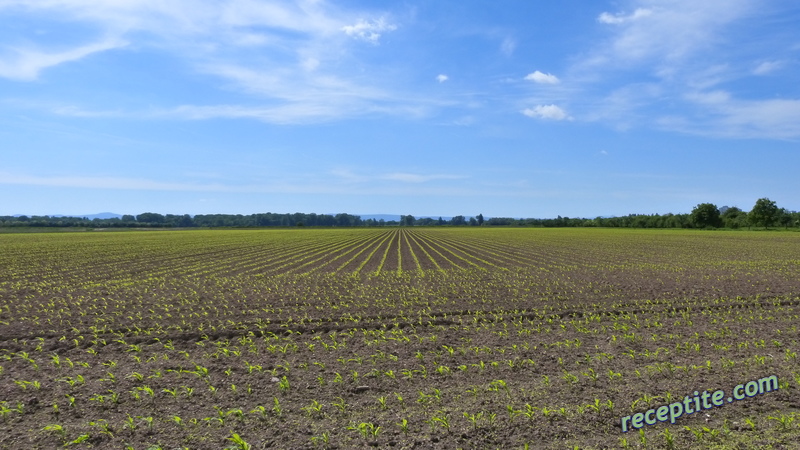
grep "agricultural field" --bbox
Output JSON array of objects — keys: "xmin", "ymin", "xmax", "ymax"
[{"xmin": 1, "ymin": 227, "xmax": 799, "ymax": 449}]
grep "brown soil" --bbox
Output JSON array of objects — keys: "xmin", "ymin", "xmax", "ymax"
[{"xmin": 1, "ymin": 229, "xmax": 799, "ymax": 449}]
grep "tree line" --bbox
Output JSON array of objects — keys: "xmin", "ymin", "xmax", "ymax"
[
  {"xmin": 0, "ymin": 212, "xmax": 365, "ymax": 228},
  {"xmin": 1, "ymin": 198, "xmax": 796, "ymax": 229}
]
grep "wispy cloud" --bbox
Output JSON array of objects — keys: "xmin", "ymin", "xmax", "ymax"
[
  {"xmin": 161, "ymin": 100, "xmax": 432, "ymax": 125},
  {"xmin": 0, "ymin": 172, "xmax": 230, "ymax": 192},
  {"xmin": 0, "ymin": 38, "xmax": 125, "ymax": 81},
  {"xmin": 753, "ymin": 60, "xmax": 783, "ymax": 75},
  {"xmin": 50, "ymin": 104, "xmax": 125, "ymax": 118},
  {"xmin": 597, "ymin": 8, "xmax": 652, "ymax": 25},
  {"xmin": 0, "ymin": 0, "xmax": 411, "ymax": 123},
  {"xmin": 524, "ymin": 71, "xmax": 559, "ymax": 84},
  {"xmin": 661, "ymin": 91, "xmax": 800, "ymax": 139},
  {"xmin": 582, "ymin": 1, "xmax": 755, "ymax": 73},
  {"xmin": 0, "ymin": 171, "xmax": 352, "ymax": 196},
  {"xmin": 521, "ymin": 105, "xmax": 571, "ymax": 121},
  {"xmin": 500, "ymin": 37, "xmax": 516, "ymax": 56},
  {"xmin": 47, "ymin": 96, "xmax": 435, "ymax": 125},
  {"xmin": 436, "ymin": 74, "xmax": 448, "ymax": 83},
  {"xmin": 381, "ymin": 173, "xmax": 465, "ymax": 183},
  {"xmin": 164, "ymin": 104, "xmax": 350, "ymax": 125},
  {"xmin": 0, "ymin": 170, "xmax": 468, "ymax": 197},
  {"xmin": 331, "ymin": 168, "xmax": 466, "ymax": 184},
  {"xmin": 341, "ymin": 17, "xmax": 397, "ymax": 44},
  {"xmin": 557, "ymin": 0, "xmax": 800, "ymax": 138},
  {"xmin": 0, "ymin": 0, "xmax": 344, "ymax": 38}
]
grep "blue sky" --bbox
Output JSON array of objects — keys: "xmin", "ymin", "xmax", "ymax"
[{"xmin": 1, "ymin": 0, "xmax": 798, "ymax": 218}]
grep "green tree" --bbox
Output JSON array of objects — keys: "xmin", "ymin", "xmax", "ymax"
[
  {"xmin": 136, "ymin": 212, "xmax": 165, "ymax": 224},
  {"xmin": 476, "ymin": 213, "xmax": 484, "ymax": 226},
  {"xmin": 778, "ymin": 208, "xmax": 793, "ymax": 229},
  {"xmin": 690, "ymin": 203, "xmax": 722, "ymax": 228},
  {"xmin": 748, "ymin": 198, "xmax": 780, "ymax": 228},
  {"xmin": 721, "ymin": 207, "xmax": 745, "ymax": 229},
  {"xmin": 400, "ymin": 215, "xmax": 415, "ymax": 226}
]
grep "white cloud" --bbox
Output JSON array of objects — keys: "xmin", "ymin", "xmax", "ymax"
[
  {"xmin": 0, "ymin": 170, "xmax": 477, "ymax": 198},
  {"xmin": 159, "ymin": 94, "xmax": 434, "ymax": 124},
  {"xmin": 562, "ymin": 0, "xmax": 800, "ymax": 139},
  {"xmin": 450, "ymin": 116, "xmax": 474, "ymax": 126},
  {"xmin": 524, "ymin": 70, "xmax": 559, "ymax": 84},
  {"xmin": 579, "ymin": 82, "xmax": 662, "ymax": 129},
  {"xmin": 50, "ymin": 105, "xmax": 124, "ymax": 118},
  {"xmin": 753, "ymin": 60, "xmax": 783, "ymax": 75},
  {"xmin": 585, "ymin": 1, "xmax": 753, "ymax": 71},
  {"xmin": 0, "ymin": 38, "xmax": 125, "ymax": 81},
  {"xmin": 0, "ymin": 172, "xmax": 229, "ymax": 192},
  {"xmin": 381, "ymin": 173, "xmax": 464, "ymax": 183},
  {"xmin": 164, "ymin": 103, "xmax": 357, "ymax": 125},
  {"xmin": 500, "ymin": 37, "xmax": 516, "ymax": 56},
  {"xmin": 341, "ymin": 17, "xmax": 396, "ymax": 44},
  {"xmin": 684, "ymin": 90, "xmax": 731, "ymax": 105},
  {"xmin": 331, "ymin": 169, "xmax": 465, "ymax": 184},
  {"xmin": 436, "ymin": 74, "xmax": 448, "ymax": 83},
  {"xmin": 186, "ymin": 61, "xmax": 435, "ymax": 123},
  {"xmin": 0, "ymin": 1, "xmax": 414, "ymax": 123},
  {"xmin": 597, "ymin": 8, "xmax": 652, "ymax": 25},
  {"xmin": 219, "ymin": 0, "xmax": 342, "ymax": 34},
  {"xmin": 521, "ymin": 105, "xmax": 571, "ymax": 121},
  {"xmin": 667, "ymin": 90, "xmax": 800, "ymax": 139},
  {"xmin": 0, "ymin": 0, "xmax": 343, "ymax": 37},
  {"xmin": 301, "ymin": 57, "xmax": 320, "ymax": 72}
]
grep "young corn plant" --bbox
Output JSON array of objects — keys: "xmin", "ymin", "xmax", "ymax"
[
  {"xmin": 138, "ymin": 416, "xmax": 155, "ymax": 431},
  {"xmin": 302, "ymin": 400, "xmax": 324, "ymax": 418},
  {"xmin": 431, "ymin": 411, "xmax": 451, "ymax": 432},
  {"xmin": 397, "ymin": 418, "xmax": 409, "ymax": 434},
  {"xmin": 43, "ymin": 424, "xmax": 67, "ymax": 443},
  {"xmin": 226, "ymin": 433, "xmax": 252, "ymax": 450},
  {"xmin": 278, "ymin": 376, "xmax": 290, "ymax": 393},
  {"xmin": 89, "ymin": 419, "xmax": 113, "ymax": 438},
  {"xmin": 464, "ymin": 411, "xmax": 484, "ymax": 429},
  {"xmin": 377, "ymin": 396, "xmax": 389, "ymax": 410},
  {"xmin": 663, "ymin": 428, "xmax": 676, "ymax": 450},
  {"xmin": 67, "ymin": 433, "xmax": 90, "ymax": 446},
  {"xmin": 333, "ymin": 397, "xmax": 347, "ymax": 413},
  {"xmin": 587, "ymin": 398, "xmax": 603, "ymax": 415},
  {"xmin": 394, "ymin": 392, "xmax": 405, "ymax": 409},
  {"xmin": 488, "ymin": 379, "xmax": 511, "ymax": 398},
  {"xmin": 768, "ymin": 414, "xmax": 795, "ymax": 431},
  {"xmin": 348, "ymin": 422, "xmax": 380, "ymax": 440},
  {"xmin": 310, "ymin": 432, "xmax": 331, "ymax": 448}
]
